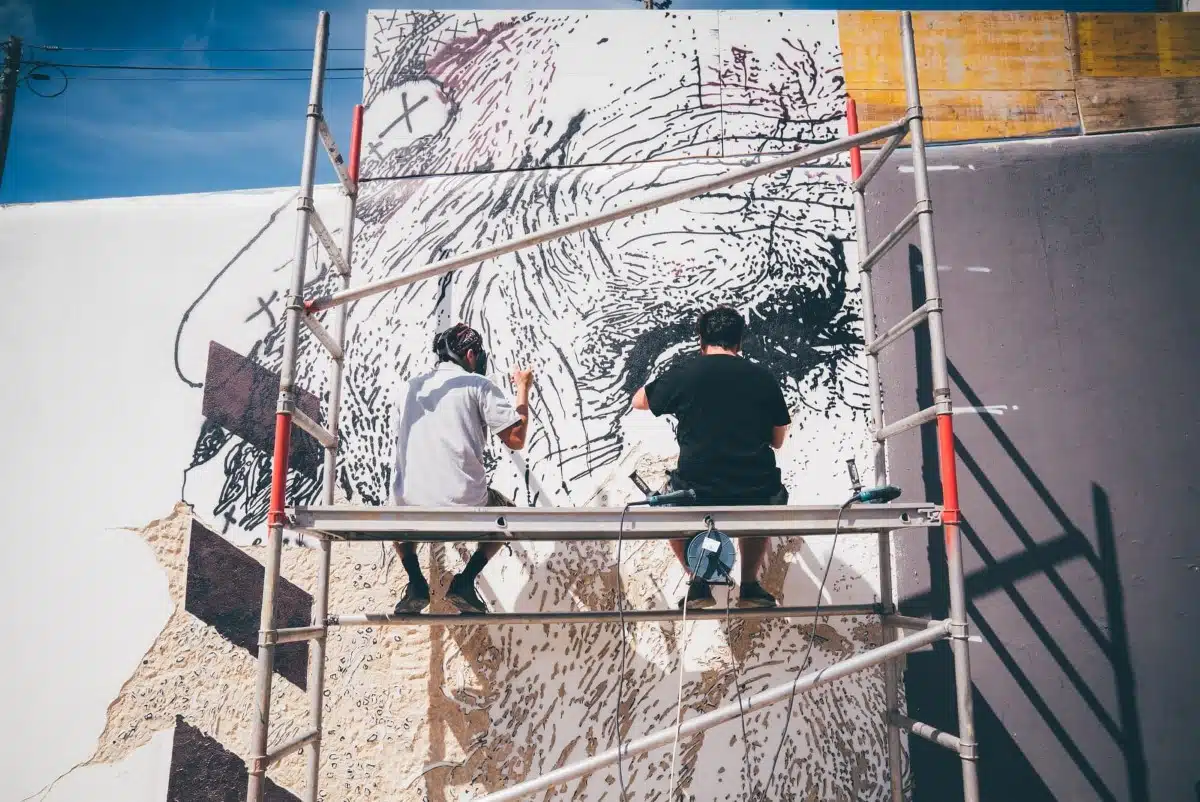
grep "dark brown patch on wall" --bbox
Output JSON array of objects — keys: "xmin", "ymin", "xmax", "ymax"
[
  {"xmin": 185, "ymin": 519, "xmax": 312, "ymax": 690},
  {"xmin": 201, "ymin": 340, "xmax": 324, "ymax": 477},
  {"xmin": 168, "ymin": 716, "xmax": 299, "ymax": 801}
]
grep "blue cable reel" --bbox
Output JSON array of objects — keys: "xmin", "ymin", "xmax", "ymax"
[{"xmin": 685, "ymin": 517, "xmax": 737, "ymax": 585}]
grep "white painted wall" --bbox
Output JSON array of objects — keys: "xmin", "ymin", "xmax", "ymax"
[{"xmin": 0, "ymin": 10, "xmax": 908, "ymax": 802}]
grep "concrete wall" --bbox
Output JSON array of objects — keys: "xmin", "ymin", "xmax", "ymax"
[
  {"xmin": 866, "ymin": 125, "xmax": 1200, "ymax": 802},
  {"xmin": 2, "ymin": 8, "xmax": 1198, "ymax": 802}
]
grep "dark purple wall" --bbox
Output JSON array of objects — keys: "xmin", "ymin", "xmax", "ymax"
[{"xmin": 865, "ymin": 126, "xmax": 1200, "ymax": 802}]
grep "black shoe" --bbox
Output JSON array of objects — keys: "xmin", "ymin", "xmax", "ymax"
[
  {"xmin": 446, "ymin": 573, "xmax": 490, "ymax": 615},
  {"xmin": 678, "ymin": 579, "xmax": 716, "ymax": 610},
  {"xmin": 736, "ymin": 581, "xmax": 778, "ymax": 609},
  {"xmin": 393, "ymin": 582, "xmax": 430, "ymax": 615}
]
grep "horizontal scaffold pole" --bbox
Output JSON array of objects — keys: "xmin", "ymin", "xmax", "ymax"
[
  {"xmin": 328, "ymin": 603, "xmax": 881, "ymax": 627},
  {"xmin": 305, "ymin": 119, "xmax": 908, "ymax": 313},
  {"xmin": 287, "ymin": 501, "xmax": 942, "ymax": 540},
  {"xmin": 470, "ymin": 619, "xmax": 952, "ymax": 802}
]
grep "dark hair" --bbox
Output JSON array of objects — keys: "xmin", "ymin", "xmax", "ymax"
[
  {"xmin": 433, "ymin": 322, "xmax": 483, "ymax": 362},
  {"xmin": 696, "ymin": 305, "xmax": 745, "ymax": 350}
]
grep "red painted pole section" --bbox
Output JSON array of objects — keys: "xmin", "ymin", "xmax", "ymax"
[
  {"xmin": 267, "ymin": 413, "xmax": 293, "ymax": 527},
  {"xmin": 936, "ymin": 414, "xmax": 961, "ymax": 538},
  {"xmin": 846, "ymin": 97, "xmax": 863, "ymax": 180},
  {"xmin": 348, "ymin": 104, "xmax": 364, "ymax": 185}
]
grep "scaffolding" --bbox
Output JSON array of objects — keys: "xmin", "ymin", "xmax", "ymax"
[{"xmin": 243, "ymin": 10, "xmax": 979, "ymax": 802}]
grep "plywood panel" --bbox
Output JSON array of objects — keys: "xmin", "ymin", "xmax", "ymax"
[
  {"xmin": 852, "ymin": 89, "xmax": 1080, "ymax": 143},
  {"xmin": 1077, "ymin": 76, "xmax": 1200, "ymax": 132},
  {"xmin": 1075, "ymin": 13, "xmax": 1200, "ymax": 78},
  {"xmin": 840, "ymin": 11, "xmax": 1073, "ymax": 91}
]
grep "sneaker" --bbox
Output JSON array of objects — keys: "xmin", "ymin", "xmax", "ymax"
[
  {"xmin": 736, "ymin": 581, "xmax": 778, "ymax": 609},
  {"xmin": 446, "ymin": 573, "xmax": 490, "ymax": 615},
  {"xmin": 393, "ymin": 582, "xmax": 430, "ymax": 615},
  {"xmin": 678, "ymin": 579, "xmax": 716, "ymax": 610}
]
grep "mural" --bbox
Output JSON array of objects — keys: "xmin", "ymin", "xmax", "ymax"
[{"xmin": 20, "ymin": 10, "xmax": 898, "ymax": 802}]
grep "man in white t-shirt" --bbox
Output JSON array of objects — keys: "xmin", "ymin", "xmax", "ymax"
[{"xmin": 391, "ymin": 323, "xmax": 533, "ymax": 614}]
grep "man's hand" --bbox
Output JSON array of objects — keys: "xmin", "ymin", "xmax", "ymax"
[
  {"xmin": 498, "ymin": 367, "xmax": 533, "ymax": 451},
  {"xmin": 511, "ymin": 367, "xmax": 534, "ymax": 392}
]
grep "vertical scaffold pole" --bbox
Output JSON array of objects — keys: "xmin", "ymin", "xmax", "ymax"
[
  {"xmin": 846, "ymin": 96, "xmax": 905, "ymax": 802},
  {"xmin": 304, "ymin": 102, "xmax": 363, "ymax": 802},
  {"xmin": 898, "ymin": 12, "xmax": 980, "ymax": 802},
  {"xmin": 247, "ymin": 11, "xmax": 331, "ymax": 802}
]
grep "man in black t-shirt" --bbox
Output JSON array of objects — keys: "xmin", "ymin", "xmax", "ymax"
[{"xmin": 631, "ymin": 305, "xmax": 792, "ymax": 610}]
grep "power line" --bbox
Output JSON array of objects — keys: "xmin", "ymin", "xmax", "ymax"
[
  {"xmin": 64, "ymin": 74, "xmax": 363, "ymax": 83},
  {"xmin": 28, "ymin": 44, "xmax": 364, "ymax": 53},
  {"xmin": 35, "ymin": 62, "xmax": 363, "ymax": 73}
]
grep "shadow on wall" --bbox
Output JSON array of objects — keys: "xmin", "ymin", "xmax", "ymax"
[{"xmin": 900, "ymin": 244, "xmax": 1148, "ymax": 802}]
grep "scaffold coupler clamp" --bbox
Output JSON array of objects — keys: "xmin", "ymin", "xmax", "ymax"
[
  {"xmin": 958, "ymin": 740, "xmax": 979, "ymax": 761},
  {"xmin": 904, "ymin": 104, "xmax": 924, "ymax": 125}
]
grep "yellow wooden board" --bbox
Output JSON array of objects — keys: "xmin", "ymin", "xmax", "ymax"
[
  {"xmin": 839, "ymin": 11, "xmax": 1074, "ymax": 91},
  {"xmin": 1075, "ymin": 14, "xmax": 1200, "ymax": 78},
  {"xmin": 851, "ymin": 89, "xmax": 1080, "ymax": 142},
  {"xmin": 1077, "ymin": 76, "xmax": 1200, "ymax": 132}
]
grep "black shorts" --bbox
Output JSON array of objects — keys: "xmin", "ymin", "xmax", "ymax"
[{"xmin": 667, "ymin": 470, "xmax": 789, "ymax": 507}]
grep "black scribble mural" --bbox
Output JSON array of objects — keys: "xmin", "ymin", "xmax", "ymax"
[
  {"xmin": 177, "ymin": 10, "xmax": 864, "ymax": 530},
  {"xmin": 170, "ymin": 13, "xmax": 888, "ymax": 799}
]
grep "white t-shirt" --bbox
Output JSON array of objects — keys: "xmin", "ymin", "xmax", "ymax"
[{"xmin": 391, "ymin": 361, "xmax": 521, "ymax": 507}]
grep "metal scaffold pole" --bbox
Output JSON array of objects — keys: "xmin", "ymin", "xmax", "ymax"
[
  {"xmin": 898, "ymin": 11, "xmax": 981, "ymax": 802},
  {"xmin": 846, "ymin": 95, "xmax": 906, "ymax": 802},
  {"xmin": 244, "ymin": 9, "xmax": 980, "ymax": 801}
]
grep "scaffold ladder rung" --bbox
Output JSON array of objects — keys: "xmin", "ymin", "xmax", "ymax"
[
  {"xmin": 307, "ymin": 207, "xmax": 351, "ymax": 277},
  {"xmin": 291, "ymin": 407, "xmax": 336, "ymax": 449},
  {"xmin": 875, "ymin": 404, "xmax": 939, "ymax": 442},
  {"xmin": 317, "ymin": 116, "xmax": 357, "ymax": 197},
  {"xmin": 855, "ymin": 130, "xmax": 907, "ymax": 190},
  {"xmin": 268, "ymin": 625, "xmax": 327, "ymax": 644},
  {"xmin": 301, "ymin": 311, "xmax": 344, "ymax": 361},
  {"xmin": 866, "ymin": 297, "xmax": 941, "ymax": 355},
  {"xmin": 858, "ymin": 200, "xmax": 924, "ymax": 274}
]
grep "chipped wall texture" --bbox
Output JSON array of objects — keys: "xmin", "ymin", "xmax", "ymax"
[{"xmin": 1, "ymin": 9, "xmax": 911, "ymax": 802}]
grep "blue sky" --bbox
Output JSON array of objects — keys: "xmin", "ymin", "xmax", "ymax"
[{"xmin": 0, "ymin": 0, "xmax": 1166, "ymax": 204}]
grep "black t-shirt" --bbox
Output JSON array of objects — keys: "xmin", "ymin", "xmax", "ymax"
[{"xmin": 644, "ymin": 353, "xmax": 791, "ymax": 502}]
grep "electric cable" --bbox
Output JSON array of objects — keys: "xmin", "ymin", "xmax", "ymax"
[
  {"xmin": 27, "ymin": 44, "xmax": 365, "ymax": 53},
  {"xmin": 613, "ymin": 503, "xmax": 633, "ymax": 802},
  {"xmin": 722, "ymin": 580, "xmax": 754, "ymax": 800},
  {"xmin": 666, "ymin": 552, "xmax": 702, "ymax": 801},
  {"xmin": 30, "ymin": 62, "xmax": 364, "ymax": 72},
  {"xmin": 62, "ymin": 74, "xmax": 364, "ymax": 83},
  {"xmin": 756, "ymin": 496, "xmax": 854, "ymax": 800}
]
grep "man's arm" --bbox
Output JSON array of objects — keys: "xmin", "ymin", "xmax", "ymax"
[
  {"xmin": 496, "ymin": 369, "xmax": 533, "ymax": 450},
  {"xmin": 631, "ymin": 386, "xmax": 650, "ymax": 411},
  {"xmin": 771, "ymin": 424, "xmax": 789, "ymax": 449}
]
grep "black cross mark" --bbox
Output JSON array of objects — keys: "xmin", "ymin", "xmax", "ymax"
[
  {"xmin": 379, "ymin": 92, "xmax": 430, "ymax": 137},
  {"xmin": 372, "ymin": 16, "xmax": 388, "ymax": 36},
  {"xmin": 245, "ymin": 291, "xmax": 279, "ymax": 328},
  {"xmin": 372, "ymin": 44, "xmax": 385, "ymax": 63},
  {"xmin": 470, "ymin": 14, "xmax": 483, "ymax": 31},
  {"xmin": 448, "ymin": 19, "xmax": 463, "ymax": 39}
]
